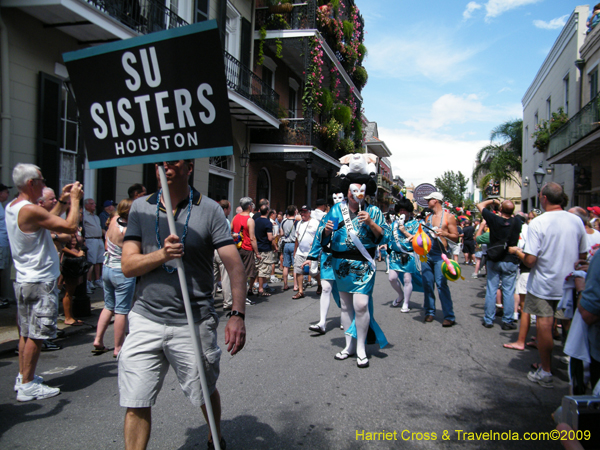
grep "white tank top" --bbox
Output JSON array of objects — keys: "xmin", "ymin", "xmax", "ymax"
[{"xmin": 5, "ymin": 199, "xmax": 60, "ymax": 283}]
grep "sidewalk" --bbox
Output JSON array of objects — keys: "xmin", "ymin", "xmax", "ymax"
[{"xmin": 0, "ymin": 286, "xmax": 106, "ymax": 356}]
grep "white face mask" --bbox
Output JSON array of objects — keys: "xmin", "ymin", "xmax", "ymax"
[
  {"xmin": 332, "ymin": 192, "xmax": 344, "ymax": 204},
  {"xmin": 350, "ymin": 184, "xmax": 366, "ymax": 204}
]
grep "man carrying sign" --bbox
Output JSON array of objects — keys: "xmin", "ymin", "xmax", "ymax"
[{"xmin": 121, "ymin": 160, "xmax": 246, "ymax": 450}]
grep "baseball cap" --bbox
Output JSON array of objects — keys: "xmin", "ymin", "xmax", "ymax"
[
  {"xmin": 423, "ymin": 192, "xmax": 443, "ymax": 201},
  {"xmin": 103, "ymin": 200, "xmax": 116, "ymax": 207},
  {"xmin": 588, "ymin": 206, "xmax": 600, "ymax": 216},
  {"xmin": 316, "ymin": 198, "xmax": 327, "ymax": 206},
  {"xmin": 300, "ymin": 205, "xmax": 309, "ymax": 211},
  {"xmin": 0, "ymin": 183, "xmax": 12, "ymax": 191}
]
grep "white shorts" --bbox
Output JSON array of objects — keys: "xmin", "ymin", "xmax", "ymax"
[
  {"xmin": 118, "ymin": 311, "xmax": 221, "ymax": 408},
  {"xmin": 452, "ymin": 243, "xmax": 462, "ymax": 256},
  {"xmin": 516, "ymin": 272, "xmax": 530, "ymax": 295},
  {"xmin": 86, "ymin": 238, "xmax": 105, "ymax": 264}
]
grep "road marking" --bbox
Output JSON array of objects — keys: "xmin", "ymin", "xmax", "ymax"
[{"xmin": 41, "ymin": 366, "xmax": 78, "ymax": 375}]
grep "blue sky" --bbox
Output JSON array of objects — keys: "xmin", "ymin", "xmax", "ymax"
[{"xmin": 359, "ymin": 0, "xmax": 585, "ymax": 190}]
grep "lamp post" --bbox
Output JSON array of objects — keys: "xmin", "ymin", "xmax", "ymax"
[
  {"xmin": 533, "ymin": 164, "xmax": 546, "ymax": 208},
  {"xmin": 239, "ymin": 145, "xmax": 249, "ymax": 197}
]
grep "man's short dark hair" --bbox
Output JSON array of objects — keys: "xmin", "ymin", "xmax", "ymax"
[
  {"xmin": 258, "ymin": 198, "xmax": 269, "ymax": 207},
  {"xmin": 219, "ymin": 199, "xmax": 230, "ymax": 211},
  {"xmin": 541, "ymin": 182, "xmax": 564, "ymax": 205},
  {"xmin": 286, "ymin": 205, "xmax": 296, "ymax": 217},
  {"xmin": 128, "ymin": 183, "xmax": 145, "ymax": 199},
  {"xmin": 260, "ymin": 205, "xmax": 269, "ymax": 216},
  {"xmin": 395, "ymin": 198, "xmax": 414, "ymax": 213}
]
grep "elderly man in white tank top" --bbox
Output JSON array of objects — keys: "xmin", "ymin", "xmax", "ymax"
[{"xmin": 5, "ymin": 163, "xmax": 83, "ymax": 402}]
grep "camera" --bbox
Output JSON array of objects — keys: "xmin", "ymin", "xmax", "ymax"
[{"xmin": 559, "ymin": 395, "xmax": 600, "ymax": 449}]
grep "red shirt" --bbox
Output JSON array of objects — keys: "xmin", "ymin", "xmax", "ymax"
[{"xmin": 231, "ymin": 214, "xmax": 253, "ymax": 251}]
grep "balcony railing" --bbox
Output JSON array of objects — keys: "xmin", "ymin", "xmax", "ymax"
[
  {"xmin": 224, "ymin": 51, "xmax": 279, "ymax": 118},
  {"xmin": 84, "ymin": 0, "xmax": 188, "ymax": 34},
  {"xmin": 377, "ymin": 174, "xmax": 391, "ymax": 193},
  {"xmin": 548, "ymin": 92, "xmax": 600, "ymax": 158},
  {"xmin": 251, "ymin": 117, "xmax": 340, "ymax": 156}
]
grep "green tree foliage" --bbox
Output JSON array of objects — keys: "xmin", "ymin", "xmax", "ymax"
[
  {"xmin": 473, "ymin": 119, "xmax": 523, "ymax": 191},
  {"xmin": 434, "ymin": 171, "xmax": 469, "ymax": 207}
]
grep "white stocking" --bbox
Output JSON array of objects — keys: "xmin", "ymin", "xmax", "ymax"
[
  {"xmin": 318, "ymin": 280, "xmax": 333, "ymax": 328},
  {"xmin": 339, "ymin": 291, "xmax": 355, "ymax": 355},
  {"xmin": 402, "ymin": 273, "xmax": 413, "ymax": 309},
  {"xmin": 388, "ymin": 270, "xmax": 404, "ymax": 301},
  {"xmin": 385, "ymin": 255, "xmax": 390, "ymax": 272},
  {"xmin": 353, "ymin": 293, "xmax": 370, "ymax": 360}
]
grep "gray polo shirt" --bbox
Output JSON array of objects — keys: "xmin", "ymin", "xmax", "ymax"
[{"xmin": 124, "ymin": 188, "xmax": 234, "ymax": 325}]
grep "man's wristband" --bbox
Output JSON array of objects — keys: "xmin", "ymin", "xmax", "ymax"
[
  {"xmin": 58, "ymin": 199, "xmax": 67, "ymax": 205},
  {"xmin": 227, "ymin": 310, "xmax": 245, "ymax": 321}
]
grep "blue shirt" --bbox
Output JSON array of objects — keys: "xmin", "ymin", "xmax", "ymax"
[{"xmin": 579, "ymin": 254, "xmax": 600, "ymax": 361}]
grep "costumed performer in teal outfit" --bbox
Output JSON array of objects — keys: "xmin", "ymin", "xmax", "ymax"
[
  {"xmin": 306, "ymin": 192, "xmax": 344, "ymax": 335},
  {"xmin": 388, "ymin": 198, "xmax": 424, "ymax": 312},
  {"xmin": 321, "ymin": 170, "xmax": 389, "ymax": 368}
]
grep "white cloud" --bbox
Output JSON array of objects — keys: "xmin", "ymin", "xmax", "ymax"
[
  {"xmin": 379, "ymin": 127, "xmax": 487, "ymax": 187},
  {"xmin": 533, "ymin": 14, "xmax": 569, "ymax": 30},
  {"xmin": 367, "ymin": 35, "xmax": 483, "ymax": 83},
  {"xmin": 484, "ymin": 0, "xmax": 542, "ymax": 21},
  {"xmin": 401, "ymin": 93, "xmax": 522, "ymax": 132},
  {"xmin": 463, "ymin": 2, "xmax": 482, "ymax": 19}
]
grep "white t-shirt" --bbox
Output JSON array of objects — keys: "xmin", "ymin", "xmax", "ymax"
[
  {"xmin": 586, "ymin": 229, "xmax": 600, "ymax": 251},
  {"xmin": 524, "ymin": 210, "xmax": 589, "ymax": 300},
  {"xmin": 295, "ymin": 218, "xmax": 319, "ymax": 257}
]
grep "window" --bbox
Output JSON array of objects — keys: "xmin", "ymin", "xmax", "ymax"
[
  {"xmin": 59, "ymin": 84, "xmax": 79, "ymax": 190},
  {"xmin": 257, "ymin": 168, "xmax": 271, "ymax": 203},
  {"xmin": 564, "ymin": 74, "xmax": 569, "ymax": 115},
  {"xmin": 195, "ymin": 0, "xmax": 209, "ymax": 22},
  {"xmin": 289, "ymin": 86, "xmax": 297, "ymax": 118},
  {"xmin": 225, "ymin": 3, "xmax": 241, "ymax": 60},
  {"xmin": 524, "ymin": 125, "xmax": 529, "ymax": 157},
  {"xmin": 534, "ymin": 111, "xmax": 538, "ymax": 125},
  {"xmin": 590, "ymin": 68, "xmax": 598, "ymax": 99},
  {"xmin": 262, "ymin": 67, "xmax": 273, "ymax": 91},
  {"xmin": 546, "ymin": 96, "xmax": 551, "ymax": 120},
  {"xmin": 522, "ymin": 199, "xmax": 528, "ymax": 214}
]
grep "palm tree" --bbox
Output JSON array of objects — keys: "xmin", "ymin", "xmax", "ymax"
[{"xmin": 473, "ymin": 119, "xmax": 523, "ymax": 191}]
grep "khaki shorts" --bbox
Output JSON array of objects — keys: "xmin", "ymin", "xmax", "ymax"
[
  {"xmin": 118, "ymin": 311, "xmax": 221, "ymax": 408},
  {"xmin": 15, "ymin": 280, "xmax": 58, "ymax": 339},
  {"xmin": 256, "ymin": 251, "xmax": 276, "ymax": 278},
  {"xmin": 523, "ymin": 292, "xmax": 558, "ymax": 318}
]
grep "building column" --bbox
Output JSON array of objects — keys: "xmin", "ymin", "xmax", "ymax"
[{"xmin": 306, "ymin": 157, "xmax": 312, "ymax": 208}]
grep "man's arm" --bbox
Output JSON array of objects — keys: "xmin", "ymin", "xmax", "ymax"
[
  {"xmin": 121, "ymin": 235, "xmax": 183, "ymax": 278},
  {"xmin": 476, "ymin": 199, "xmax": 496, "ymax": 213},
  {"xmin": 217, "ymin": 244, "xmax": 246, "ymax": 355},
  {"xmin": 443, "ymin": 214, "xmax": 460, "ymax": 243},
  {"xmin": 20, "ymin": 183, "xmax": 82, "ymax": 234},
  {"xmin": 267, "ymin": 231, "xmax": 273, "ymax": 242},
  {"xmin": 247, "ymin": 217, "xmax": 260, "ymax": 257}
]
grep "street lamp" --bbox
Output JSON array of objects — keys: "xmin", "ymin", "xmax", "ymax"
[
  {"xmin": 523, "ymin": 176, "xmax": 529, "ymax": 187},
  {"xmin": 533, "ymin": 164, "xmax": 546, "ymax": 208},
  {"xmin": 239, "ymin": 145, "xmax": 249, "ymax": 168}
]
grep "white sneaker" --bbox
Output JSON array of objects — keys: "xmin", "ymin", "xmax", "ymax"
[
  {"xmin": 270, "ymin": 276, "xmax": 279, "ymax": 284},
  {"xmin": 400, "ymin": 307, "xmax": 411, "ymax": 313},
  {"xmin": 87, "ymin": 286, "xmax": 94, "ymax": 295},
  {"xmin": 14, "ymin": 374, "xmax": 44, "ymax": 392},
  {"xmin": 288, "ymin": 275, "xmax": 294, "ymax": 280},
  {"xmin": 17, "ymin": 381, "xmax": 60, "ymax": 402},
  {"xmin": 471, "ymin": 273, "xmax": 478, "ymax": 279},
  {"xmin": 385, "ymin": 270, "xmax": 389, "ymax": 274},
  {"xmin": 87, "ymin": 281, "xmax": 95, "ymax": 290},
  {"xmin": 527, "ymin": 367, "xmax": 553, "ymax": 388},
  {"xmin": 310, "ymin": 280, "xmax": 318, "ymax": 287},
  {"xmin": 513, "ymin": 312, "xmax": 519, "ymax": 321},
  {"xmin": 253, "ymin": 282, "xmax": 259, "ymax": 290}
]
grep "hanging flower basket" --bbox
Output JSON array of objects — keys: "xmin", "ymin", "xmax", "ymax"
[{"xmin": 269, "ymin": 4, "xmax": 293, "ymax": 14}]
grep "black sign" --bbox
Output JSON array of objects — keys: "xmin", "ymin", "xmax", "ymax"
[
  {"xmin": 413, "ymin": 183, "xmax": 437, "ymax": 208},
  {"xmin": 63, "ymin": 20, "xmax": 232, "ymax": 169}
]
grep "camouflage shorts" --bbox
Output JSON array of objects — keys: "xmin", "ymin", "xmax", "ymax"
[{"xmin": 15, "ymin": 280, "xmax": 58, "ymax": 340}]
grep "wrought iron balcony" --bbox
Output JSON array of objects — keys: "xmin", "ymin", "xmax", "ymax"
[
  {"xmin": 84, "ymin": 0, "xmax": 188, "ymax": 34},
  {"xmin": 548, "ymin": 92, "xmax": 600, "ymax": 158},
  {"xmin": 224, "ymin": 51, "xmax": 279, "ymax": 119},
  {"xmin": 377, "ymin": 174, "xmax": 391, "ymax": 193}
]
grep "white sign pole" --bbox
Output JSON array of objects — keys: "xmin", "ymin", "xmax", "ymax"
[{"xmin": 157, "ymin": 165, "xmax": 221, "ymax": 450}]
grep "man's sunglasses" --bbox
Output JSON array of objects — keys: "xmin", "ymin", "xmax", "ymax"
[{"xmin": 156, "ymin": 161, "xmax": 181, "ymax": 167}]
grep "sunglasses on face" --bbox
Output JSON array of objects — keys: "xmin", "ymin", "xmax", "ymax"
[{"xmin": 156, "ymin": 160, "xmax": 181, "ymax": 167}]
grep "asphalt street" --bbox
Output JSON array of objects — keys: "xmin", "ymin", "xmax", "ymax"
[{"xmin": 0, "ymin": 262, "xmax": 569, "ymax": 449}]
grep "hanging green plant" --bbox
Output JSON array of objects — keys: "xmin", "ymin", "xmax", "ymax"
[
  {"xmin": 342, "ymin": 20, "xmax": 354, "ymax": 42},
  {"xmin": 257, "ymin": 26, "xmax": 267, "ymax": 65},
  {"xmin": 339, "ymin": 137, "xmax": 355, "ymax": 154},
  {"xmin": 321, "ymin": 88, "xmax": 334, "ymax": 114},
  {"xmin": 352, "ymin": 66, "xmax": 368, "ymax": 90},
  {"xmin": 266, "ymin": 13, "xmax": 290, "ymax": 30},
  {"xmin": 357, "ymin": 43, "xmax": 367, "ymax": 64},
  {"xmin": 275, "ymin": 38, "xmax": 283, "ymax": 58},
  {"xmin": 333, "ymin": 105, "xmax": 352, "ymax": 127}
]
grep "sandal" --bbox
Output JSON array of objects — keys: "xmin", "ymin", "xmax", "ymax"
[
  {"xmin": 292, "ymin": 292, "xmax": 305, "ymax": 299},
  {"xmin": 282, "ymin": 286, "xmax": 290, "ymax": 291},
  {"xmin": 334, "ymin": 350, "xmax": 355, "ymax": 360},
  {"xmin": 308, "ymin": 324, "xmax": 326, "ymax": 335},
  {"xmin": 258, "ymin": 291, "xmax": 271, "ymax": 297}
]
